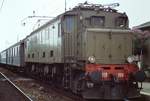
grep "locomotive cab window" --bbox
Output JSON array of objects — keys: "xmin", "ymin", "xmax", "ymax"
[
  {"xmin": 116, "ymin": 16, "xmax": 128, "ymax": 28},
  {"xmin": 84, "ymin": 18, "xmax": 91, "ymax": 27},
  {"xmin": 91, "ymin": 16, "xmax": 105, "ymax": 27},
  {"xmin": 28, "ymin": 54, "xmax": 30, "ymax": 58}
]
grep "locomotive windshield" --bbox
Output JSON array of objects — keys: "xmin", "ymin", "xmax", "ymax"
[
  {"xmin": 85, "ymin": 16, "xmax": 105, "ymax": 28},
  {"xmin": 116, "ymin": 16, "xmax": 128, "ymax": 28},
  {"xmin": 91, "ymin": 16, "xmax": 105, "ymax": 27}
]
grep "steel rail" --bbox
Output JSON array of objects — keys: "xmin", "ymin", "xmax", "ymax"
[{"xmin": 0, "ymin": 72, "xmax": 33, "ymax": 101}]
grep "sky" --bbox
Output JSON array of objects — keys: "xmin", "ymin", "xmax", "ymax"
[{"xmin": 0, "ymin": 0, "xmax": 150, "ymax": 51}]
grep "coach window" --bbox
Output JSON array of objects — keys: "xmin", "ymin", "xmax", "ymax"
[
  {"xmin": 9, "ymin": 50, "xmax": 10, "ymax": 62},
  {"xmin": 58, "ymin": 23, "xmax": 61, "ymax": 37},
  {"xmin": 12, "ymin": 48, "xmax": 14, "ymax": 57},
  {"xmin": 11, "ymin": 48, "xmax": 13, "ymax": 57},
  {"xmin": 43, "ymin": 30, "xmax": 46, "ymax": 44},
  {"xmin": 12, "ymin": 48, "xmax": 14, "ymax": 56},
  {"xmin": 14, "ymin": 48, "xmax": 15, "ymax": 56},
  {"xmin": 15, "ymin": 47, "xmax": 16, "ymax": 56},
  {"xmin": 47, "ymin": 28, "xmax": 50, "ymax": 39},
  {"xmin": 16, "ymin": 47, "xmax": 18, "ymax": 56},
  {"xmin": 18, "ymin": 47, "xmax": 20, "ymax": 55},
  {"xmin": 45, "ymin": 28, "xmax": 48, "ymax": 41},
  {"xmin": 50, "ymin": 50, "xmax": 54, "ymax": 57},
  {"xmin": 91, "ymin": 16, "xmax": 105, "ymax": 27},
  {"xmin": 17, "ymin": 47, "xmax": 19, "ymax": 56},
  {"xmin": 38, "ymin": 32, "xmax": 40, "ymax": 44},
  {"xmin": 41, "ymin": 31, "xmax": 43, "ymax": 44}
]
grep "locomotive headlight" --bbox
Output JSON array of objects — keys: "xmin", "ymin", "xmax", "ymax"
[
  {"xmin": 88, "ymin": 56, "xmax": 96, "ymax": 63},
  {"xmin": 127, "ymin": 56, "xmax": 134, "ymax": 63}
]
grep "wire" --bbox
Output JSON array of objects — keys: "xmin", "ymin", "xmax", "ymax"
[{"xmin": 0, "ymin": 0, "xmax": 5, "ymax": 12}]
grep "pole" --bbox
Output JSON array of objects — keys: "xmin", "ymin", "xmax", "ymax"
[{"xmin": 65, "ymin": 0, "xmax": 66, "ymax": 12}]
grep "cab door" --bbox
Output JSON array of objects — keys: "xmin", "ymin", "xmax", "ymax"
[{"xmin": 62, "ymin": 15, "xmax": 78, "ymax": 62}]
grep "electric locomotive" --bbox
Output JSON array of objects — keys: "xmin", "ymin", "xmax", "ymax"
[{"xmin": 0, "ymin": 2, "xmax": 146, "ymax": 100}]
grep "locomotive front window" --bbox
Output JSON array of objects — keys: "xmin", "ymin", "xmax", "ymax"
[
  {"xmin": 91, "ymin": 16, "xmax": 105, "ymax": 27},
  {"xmin": 116, "ymin": 17, "xmax": 127, "ymax": 28}
]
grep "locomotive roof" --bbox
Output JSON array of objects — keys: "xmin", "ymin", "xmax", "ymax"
[
  {"xmin": 0, "ymin": 3, "xmax": 127, "ymax": 54},
  {"xmin": 29, "ymin": 14, "xmax": 62, "ymax": 37},
  {"xmin": 28, "ymin": 3, "xmax": 123, "ymax": 37},
  {"xmin": 73, "ymin": 3, "xmax": 118, "ymax": 13}
]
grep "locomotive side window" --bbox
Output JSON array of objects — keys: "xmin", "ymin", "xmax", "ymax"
[
  {"xmin": 50, "ymin": 50, "xmax": 54, "ymax": 57},
  {"xmin": 28, "ymin": 54, "xmax": 30, "ymax": 58},
  {"xmin": 91, "ymin": 16, "xmax": 105, "ymax": 27},
  {"xmin": 32, "ymin": 53, "xmax": 34, "ymax": 58},
  {"xmin": 43, "ymin": 52, "xmax": 45, "ymax": 58},
  {"xmin": 116, "ymin": 16, "xmax": 127, "ymax": 28}
]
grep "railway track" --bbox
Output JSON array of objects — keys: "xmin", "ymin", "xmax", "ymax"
[
  {"xmin": 0, "ymin": 67, "xmax": 83, "ymax": 101},
  {"xmin": 0, "ymin": 72, "xmax": 32, "ymax": 101},
  {"xmin": 50, "ymin": 86, "xmax": 84, "ymax": 101},
  {"xmin": 31, "ymin": 78, "xmax": 85, "ymax": 101}
]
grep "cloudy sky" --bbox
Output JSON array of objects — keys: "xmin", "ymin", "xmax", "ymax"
[{"xmin": 0, "ymin": 0, "xmax": 149, "ymax": 51}]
